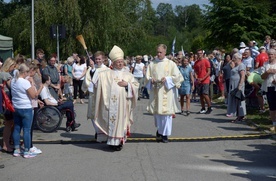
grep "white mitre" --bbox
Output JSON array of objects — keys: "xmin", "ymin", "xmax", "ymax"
[{"xmin": 109, "ymin": 45, "xmax": 124, "ymax": 62}]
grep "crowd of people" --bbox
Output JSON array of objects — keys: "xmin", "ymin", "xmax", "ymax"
[{"xmin": 0, "ymin": 35, "xmax": 276, "ymax": 158}]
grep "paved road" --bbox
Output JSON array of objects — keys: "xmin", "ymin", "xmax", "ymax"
[{"xmin": 1, "ymin": 98, "xmax": 276, "ymax": 181}]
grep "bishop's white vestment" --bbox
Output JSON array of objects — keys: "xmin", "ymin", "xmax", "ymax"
[{"xmin": 93, "ymin": 68, "xmax": 139, "ymax": 146}]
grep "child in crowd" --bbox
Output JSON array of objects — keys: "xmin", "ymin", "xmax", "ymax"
[{"xmin": 63, "ymin": 75, "xmax": 73, "ymax": 101}]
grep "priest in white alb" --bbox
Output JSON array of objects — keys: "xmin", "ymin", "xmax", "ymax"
[
  {"xmin": 82, "ymin": 51, "xmax": 109, "ymax": 138},
  {"xmin": 92, "ymin": 45, "xmax": 139, "ymax": 150},
  {"xmin": 145, "ymin": 44, "xmax": 184, "ymax": 143}
]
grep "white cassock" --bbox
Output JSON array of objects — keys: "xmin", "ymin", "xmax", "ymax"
[
  {"xmin": 82, "ymin": 64, "xmax": 109, "ymax": 133},
  {"xmin": 92, "ymin": 68, "xmax": 139, "ymax": 146},
  {"xmin": 146, "ymin": 58, "xmax": 184, "ymax": 136}
]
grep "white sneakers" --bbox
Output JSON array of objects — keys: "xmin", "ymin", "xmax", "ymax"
[{"xmin": 30, "ymin": 146, "xmax": 42, "ymax": 154}]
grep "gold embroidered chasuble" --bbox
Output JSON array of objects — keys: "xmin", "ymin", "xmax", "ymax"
[
  {"xmin": 146, "ymin": 58, "xmax": 184, "ymax": 115},
  {"xmin": 93, "ymin": 69, "xmax": 139, "ymax": 144}
]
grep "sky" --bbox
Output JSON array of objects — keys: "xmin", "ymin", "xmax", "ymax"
[{"xmin": 151, "ymin": 0, "xmax": 210, "ymax": 9}]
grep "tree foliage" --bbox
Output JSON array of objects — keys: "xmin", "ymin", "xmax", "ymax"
[
  {"xmin": 204, "ymin": 0, "xmax": 275, "ymax": 50},
  {"xmin": 0, "ymin": 0, "xmax": 274, "ymax": 59}
]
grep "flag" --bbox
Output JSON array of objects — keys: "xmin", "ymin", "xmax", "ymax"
[
  {"xmin": 171, "ymin": 37, "xmax": 176, "ymax": 56},
  {"xmin": 181, "ymin": 46, "xmax": 185, "ymax": 56}
]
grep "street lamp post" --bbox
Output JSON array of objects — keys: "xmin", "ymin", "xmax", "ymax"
[{"xmin": 31, "ymin": 0, "xmax": 35, "ymax": 60}]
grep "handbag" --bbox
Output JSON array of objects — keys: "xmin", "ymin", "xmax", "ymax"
[
  {"xmin": 1, "ymin": 82, "xmax": 15, "ymax": 112},
  {"xmin": 131, "ymin": 62, "xmax": 136, "ymax": 74},
  {"xmin": 230, "ymin": 88, "xmax": 245, "ymax": 101}
]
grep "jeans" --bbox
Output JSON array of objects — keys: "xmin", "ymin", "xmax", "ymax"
[{"xmin": 13, "ymin": 108, "xmax": 33, "ymax": 151}]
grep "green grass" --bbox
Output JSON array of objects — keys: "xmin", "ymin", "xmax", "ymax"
[
  {"xmin": 246, "ymin": 108, "xmax": 271, "ymax": 130},
  {"xmin": 212, "ymin": 96, "xmax": 272, "ymax": 131}
]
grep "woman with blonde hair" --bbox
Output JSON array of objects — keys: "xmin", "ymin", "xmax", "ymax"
[
  {"xmin": 0, "ymin": 58, "xmax": 16, "ymax": 153},
  {"xmin": 0, "ymin": 57, "xmax": 16, "ymax": 73},
  {"xmin": 26, "ymin": 63, "xmax": 43, "ymax": 154},
  {"xmin": 178, "ymin": 57, "xmax": 194, "ymax": 115},
  {"xmin": 64, "ymin": 56, "xmax": 74, "ymax": 78},
  {"xmin": 11, "ymin": 63, "xmax": 37, "ymax": 158}
]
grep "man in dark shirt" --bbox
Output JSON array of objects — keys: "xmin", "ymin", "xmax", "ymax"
[{"xmin": 42, "ymin": 56, "xmax": 60, "ymax": 100}]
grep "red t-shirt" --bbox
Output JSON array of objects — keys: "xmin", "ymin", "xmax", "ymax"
[
  {"xmin": 255, "ymin": 52, "xmax": 268, "ymax": 68},
  {"xmin": 194, "ymin": 58, "xmax": 211, "ymax": 84}
]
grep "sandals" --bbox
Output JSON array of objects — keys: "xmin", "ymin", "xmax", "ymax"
[
  {"xmin": 1, "ymin": 149, "xmax": 14, "ymax": 154},
  {"xmin": 231, "ymin": 116, "xmax": 245, "ymax": 123},
  {"xmin": 181, "ymin": 110, "xmax": 190, "ymax": 116},
  {"xmin": 231, "ymin": 117, "xmax": 240, "ymax": 123},
  {"xmin": 186, "ymin": 111, "xmax": 190, "ymax": 116}
]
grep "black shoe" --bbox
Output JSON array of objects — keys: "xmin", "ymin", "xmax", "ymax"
[
  {"xmin": 156, "ymin": 131, "xmax": 162, "ymax": 138},
  {"xmin": 161, "ymin": 136, "xmax": 168, "ymax": 143},
  {"xmin": 156, "ymin": 131, "xmax": 162, "ymax": 142},
  {"xmin": 205, "ymin": 107, "xmax": 212, "ymax": 114},
  {"xmin": 0, "ymin": 164, "xmax": 4, "ymax": 169},
  {"xmin": 198, "ymin": 108, "xmax": 206, "ymax": 114},
  {"xmin": 109, "ymin": 145, "xmax": 123, "ymax": 151},
  {"xmin": 70, "ymin": 123, "xmax": 81, "ymax": 131},
  {"xmin": 115, "ymin": 145, "xmax": 123, "ymax": 151},
  {"xmin": 73, "ymin": 123, "xmax": 81, "ymax": 128}
]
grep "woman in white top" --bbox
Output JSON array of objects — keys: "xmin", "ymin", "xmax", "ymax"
[
  {"xmin": 130, "ymin": 55, "xmax": 145, "ymax": 100},
  {"xmin": 261, "ymin": 49, "xmax": 276, "ymax": 132},
  {"xmin": 72, "ymin": 56, "xmax": 87, "ymax": 104},
  {"xmin": 11, "ymin": 63, "xmax": 37, "ymax": 158}
]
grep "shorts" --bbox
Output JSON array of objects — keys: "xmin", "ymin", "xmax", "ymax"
[{"xmin": 197, "ymin": 83, "xmax": 209, "ymax": 95}]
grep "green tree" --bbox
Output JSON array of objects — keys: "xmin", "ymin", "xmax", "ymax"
[
  {"xmin": 0, "ymin": 0, "xmax": 210, "ymax": 57},
  {"xmin": 155, "ymin": 3, "xmax": 175, "ymax": 37},
  {"xmin": 204, "ymin": 0, "xmax": 275, "ymax": 49},
  {"xmin": 2, "ymin": 5, "xmax": 30, "ymax": 55}
]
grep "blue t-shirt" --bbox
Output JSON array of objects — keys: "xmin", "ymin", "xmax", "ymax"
[{"xmin": 179, "ymin": 66, "xmax": 192, "ymax": 83}]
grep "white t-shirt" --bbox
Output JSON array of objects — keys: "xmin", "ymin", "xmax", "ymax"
[
  {"xmin": 242, "ymin": 57, "xmax": 253, "ymax": 72},
  {"xmin": 132, "ymin": 62, "xmax": 144, "ymax": 78},
  {"xmin": 73, "ymin": 63, "xmax": 87, "ymax": 80},
  {"xmin": 40, "ymin": 86, "xmax": 58, "ymax": 105},
  {"xmin": 11, "ymin": 78, "xmax": 32, "ymax": 109},
  {"xmin": 261, "ymin": 62, "xmax": 276, "ymax": 92}
]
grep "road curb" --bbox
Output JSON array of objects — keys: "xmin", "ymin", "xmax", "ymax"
[{"xmin": 32, "ymin": 133, "xmax": 273, "ymax": 144}]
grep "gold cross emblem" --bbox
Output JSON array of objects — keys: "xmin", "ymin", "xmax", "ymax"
[
  {"xmin": 111, "ymin": 95, "xmax": 117, "ymax": 103},
  {"xmin": 110, "ymin": 115, "xmax": 116, "ymax": 123},
  {"xmin": 114, "ymin": 76, "xmax": 120, "ymax": 83}
]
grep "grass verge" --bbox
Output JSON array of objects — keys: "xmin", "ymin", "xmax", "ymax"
[{"xmin": 213, "ymin": 96, "xmax": 272, "ymax": 131}]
